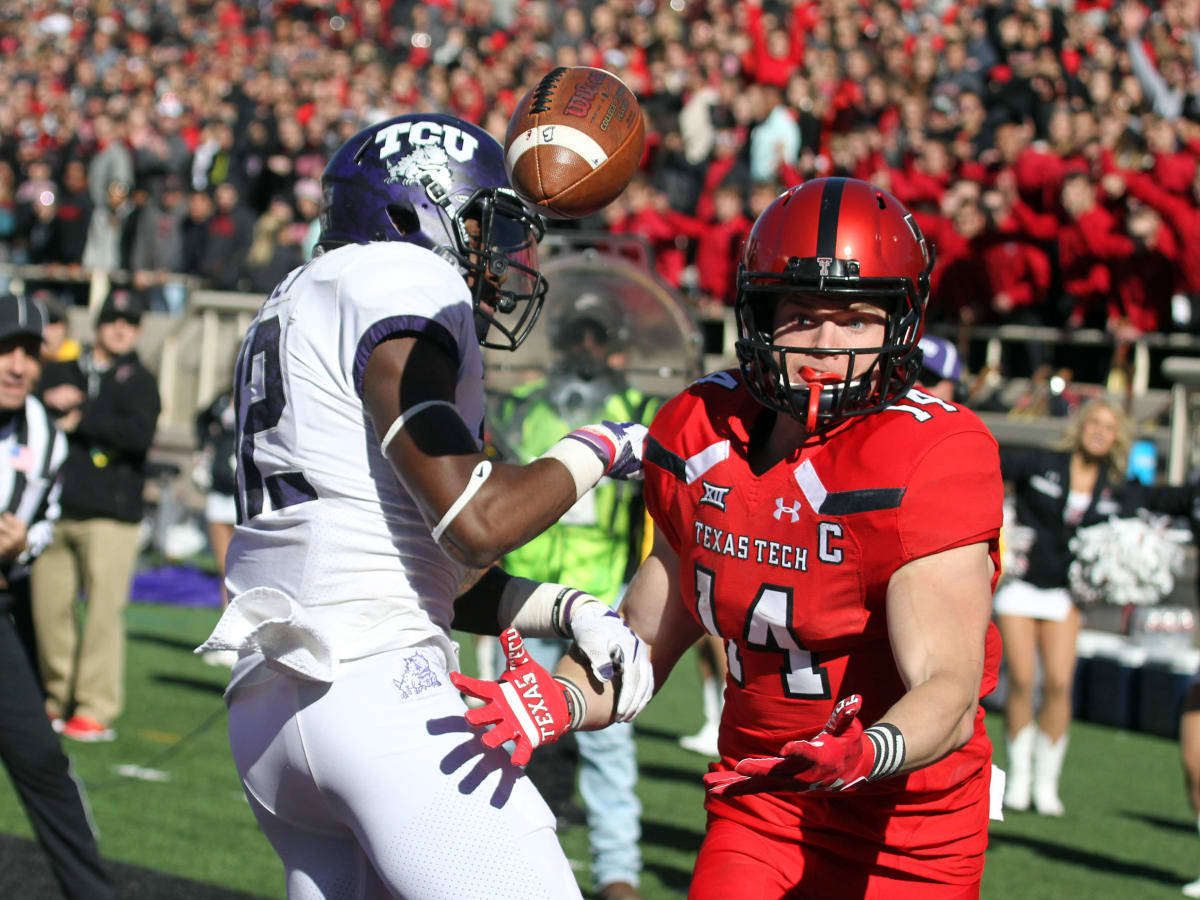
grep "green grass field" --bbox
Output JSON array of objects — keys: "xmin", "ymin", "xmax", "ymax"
[{"xmin": 1, "ymin": 602, "xmax": 1197, "ymax": 899}]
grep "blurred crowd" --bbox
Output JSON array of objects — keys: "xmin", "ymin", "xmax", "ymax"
[{"xmin": 2, "ymin": 0, "xmax": 1200, "ymax": 341}]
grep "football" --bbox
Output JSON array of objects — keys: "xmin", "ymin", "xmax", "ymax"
[{"xmin": 504, "ymin": 66, "xmax": 645, "ymax": 219}]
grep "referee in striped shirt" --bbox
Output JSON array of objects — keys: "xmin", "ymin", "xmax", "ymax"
[{"xmin": 0, "ymin": 292, "xmax": 114, "ymax": 899}]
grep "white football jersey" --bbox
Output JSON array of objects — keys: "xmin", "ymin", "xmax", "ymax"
[{"xmin": 222, "ymin": 241, "xmax": 483, "ymax": 665}]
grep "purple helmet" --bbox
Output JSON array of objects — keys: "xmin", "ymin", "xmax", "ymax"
[{"xmin": 319, "ymin": 113, "xmax": 548, "ymax": 351}]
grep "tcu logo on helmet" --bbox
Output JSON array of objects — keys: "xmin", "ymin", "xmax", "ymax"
[
  {"xmin": 385, "ymin": 145, "xmax": 454, "ymax": 194},
  {"xmin": 374, "ymin": 120, "xmax": 480, "ymax": 163}
]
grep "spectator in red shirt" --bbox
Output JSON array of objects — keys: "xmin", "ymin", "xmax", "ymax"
[
  {"xmin": 1107, "ymin": 204, "xmax": 1179, "ymax": 335},
  {"xmin": 981, "ymin": 117, "xmax": 1066, "ymax": 213},
  {"xmin": 663, "ymin": 184, "xmax": 752, "ymax": 307},
  {"xmin": 1056, "ymin": 173, "xmax": 1124, "ymax": 328},
  {"xmin": 1004, "ymin": 171, "xmax": 1127, "ymax": 328},
  {"xmin": 892, "ymin": 138, "xmax": 954, "ymax": 210},
  {"xmin": 0, "ymin": 0, "xmax": 1195, "ymax": 374},
  {"xmin": 607, "ymin": 178, "xmax": 687, "ymax": 289},
  {"xmin": 931, "ymin": 187, "xmax": 1051, "ymax": 329},
  {"xmin": 979, "ymin": 190, "xmax": 1053, "ymax": 324},
  {"xmin": 741, "ymin": 0, "xmax": 807, "ymax": 88},
  {"xmin": 1112, "ymin": 159, "xmax": 1200, "ymax": 317}
]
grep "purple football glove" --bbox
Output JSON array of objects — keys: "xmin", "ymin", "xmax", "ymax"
[{"xmin": 565, "ymin": 421, "xmax": 648, "ymax": 481}]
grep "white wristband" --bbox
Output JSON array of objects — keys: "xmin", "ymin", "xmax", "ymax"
[
  {"xmin": 539, "ymin": 436, "xmax": 605, "ymax": 501},
  {"xmin": 497, "ymin": 577, "xmax": 599, "ymax": 639}
]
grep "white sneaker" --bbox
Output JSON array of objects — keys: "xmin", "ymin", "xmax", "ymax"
[
  {"xmin": 202, "ymin": 649, "xmax": 238, "ymax": 668},
  {"xmin": 679, "ymin": 723, "xmax": 720, "ymax": 757},
  {"xmin": 1182, "ymin": 874, "xmax": 1200, "ymax": 898}
]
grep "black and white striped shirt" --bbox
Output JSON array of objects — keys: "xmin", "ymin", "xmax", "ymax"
[{"xmin": 0, "ymin": 395, "xmax": 67, "ymax": 577}]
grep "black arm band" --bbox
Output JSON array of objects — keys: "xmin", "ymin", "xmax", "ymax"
[
  {"xmin": 550, "ymin": 587, "xmax": 574, "ymax": 639},
  {"xmin": 554, "ymin": 676, "xmax": 587, "ymax": 732},
  {"xmin": 864, "ymin": 723, "xmax": 906, "ymax": 781}
]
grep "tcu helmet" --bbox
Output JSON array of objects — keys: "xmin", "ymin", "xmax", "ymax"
[
  {"xmin": 319, "ymin": 114, "xmax": 548, "ymax": 351},
  {"xmin": 735, "ymin": 177, "xmax": 934, "ymax": 431}
]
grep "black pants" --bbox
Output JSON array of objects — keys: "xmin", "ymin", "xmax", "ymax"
[{"xmin": 0, "ymin": 583, "xmax": 114, "ymax": 899}]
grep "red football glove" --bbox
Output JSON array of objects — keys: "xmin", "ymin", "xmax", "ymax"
[
  {"xmin": 450, "ymin": 627, "xmax": 580, "ymax": 766},
  {"xmin": 703, "ymin": 695, "xmax": 904, "ymax": 795}
]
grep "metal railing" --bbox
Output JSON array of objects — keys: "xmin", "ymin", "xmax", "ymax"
[
  {"xmin": 1163, "ymin": 357, "xmax": 1200, "ymax": 484},
  {"xmin": 0, "ymin": 262, "xmax": 205, "ymax": 315},
  {"xmin": 8, "ymin": 261, "xmax": 1200, "ymax": 473}
]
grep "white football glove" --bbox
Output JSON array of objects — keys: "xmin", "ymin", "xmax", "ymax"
[{"xmin": 567, "ymin": 599, "xmax": 654, "ymax": 722}]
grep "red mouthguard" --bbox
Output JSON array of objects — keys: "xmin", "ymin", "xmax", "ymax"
[{"xmin": 797, "ymin": 367, "xmax": 842, "ymax": 431}]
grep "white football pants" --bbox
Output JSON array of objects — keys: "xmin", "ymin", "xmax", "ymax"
[{"xmin": 226, "ymin": 646, "xmax": 582, "ymax": 899}]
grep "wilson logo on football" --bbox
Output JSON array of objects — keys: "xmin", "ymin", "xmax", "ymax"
[{"xmin": 774, "ymin": 498, "xmax": 802, "ymax": 522}]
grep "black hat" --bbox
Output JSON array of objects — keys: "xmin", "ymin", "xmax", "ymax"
[
  {"xmin": 34, "ymin": 291, "xmax": 69, "ymax": 324},
  {"xmin": 97, "ymin": 288, "xmax": 144, "ymax": 326},
  {"xmin": 0, "ymin": 293, "xmax": 45, "ymax": 344},
  {"xmin": 550, "ymin": 292, "xmax": 630, "ymax": 352}
]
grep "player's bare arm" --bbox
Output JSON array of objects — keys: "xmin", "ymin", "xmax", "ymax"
[
  {"xmin": 705, "ymin": 539, "xmax": 996, "ymax": 797},
  {"xmin": 452, "ymin": 525, "xmax": 692, "ymax": 762},
  {"xmin": 878, "ymin": 540, "xmax": 994, "ymax": 772},
  {"xmin": 364, "ymin": 334, "xmax": 608, "ymax": 569},
  {"xmin": 554, "ymin": 525, "xmax": 703, "ymax": 730},
  {"xmin": 366, "ymin": 332, "xmax": 655, "ymax": 717}
]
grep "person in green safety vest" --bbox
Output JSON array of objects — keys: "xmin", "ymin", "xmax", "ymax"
[{"xmin": 490, "ymin": 295, "xmax": 658, "ymax": 900}]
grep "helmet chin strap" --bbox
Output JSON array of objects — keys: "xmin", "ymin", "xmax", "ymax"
[
  {"xmin": 473, "ymin": 309, "xmax": 493, "ymax": 343},
  {"xmin": 794, "ymin": 367, "xmax": 844, "ymax": 432}
]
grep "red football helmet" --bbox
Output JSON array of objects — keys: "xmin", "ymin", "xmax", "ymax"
[{"xmin": 735, "ymin": 177, "xmax": 934, "ymax": 431}]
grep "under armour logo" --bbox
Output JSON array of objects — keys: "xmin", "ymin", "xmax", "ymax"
[
  {"xmin": 774, "ymin": 498, "xmax": 801, "ymax": 522},
  {"xmin": 817, "ymin": 257, "xmax": 832, "ymax": 277},
  {"xmin": 700, "ymin": 480, "xmax": 731, "ymax": 511}
]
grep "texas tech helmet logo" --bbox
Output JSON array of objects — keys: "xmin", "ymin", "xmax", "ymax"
[{"xmin": 816, "ymin": 258, "xmax": 832, "ymax": 277}]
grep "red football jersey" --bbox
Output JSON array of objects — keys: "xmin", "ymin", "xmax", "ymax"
[{"xmin": 643, "ymin": 370, "xmax": 1004, "ymax": 883}]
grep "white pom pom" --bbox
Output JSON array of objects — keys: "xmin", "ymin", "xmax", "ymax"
[{"xmin": 1068, "ymin": 515, "xmax": 1186, "ymax": 606}]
